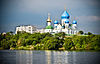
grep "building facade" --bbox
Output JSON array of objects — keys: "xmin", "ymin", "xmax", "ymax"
[
  {"xmin": 15, "ymin": 9, "xmax": 78, "ymax": 35},
  {"xmin": 44, "ymin": 9, "xmax": 78, "ymax": 35},
  {"xmin": 16, "ymin": 25, "xmax": 36, "ymax": 34}
]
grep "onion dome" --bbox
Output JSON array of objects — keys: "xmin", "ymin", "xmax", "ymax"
[
  {"xmin": 47, "ymin": 18, "xmax": 52, "ymax": 22},
  {"xmin": 61, "ymin": 11, "xmax": 70, "ymax": 19},
  {"xmin": 73, "ymin": 20, "xmax": 77, "ymax": 24},
  {"xmin": 65, "ymin": 20, "xmax": 69, "ymax": 23},
  {"xmin": 46, "ymin": 26, "xmax": 53, "ymax": 29},
  {"xmin": 54, "ymin": 20, "xmax": 59, "ymax": 24},
  {"xmin": 47, "ymin": 13, "xmax": 52, "ymax": 22}
]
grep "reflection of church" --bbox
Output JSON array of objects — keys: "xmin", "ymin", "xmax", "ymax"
[{"xmin": 44, "ymin": 9, "xmax": 78, "ymax": 35}]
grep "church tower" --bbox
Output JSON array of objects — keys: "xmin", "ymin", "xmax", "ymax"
[
  {"xmin": 61, "ymin": 8, "xmax": 70, "ymax": 29},
  {"xmin": 65, "ymin": 19, "xmax": 69, "ymax": 29},
  {"xmin": 54, "ymin": 20, "xmax": 58, "ymax": 29},
  {"xmin": 45, "ymin": 13, "xmax": 53, "ymax": 33},
  {"xmin": 72, "ymin": 20, "xmax": 77, "ymax": 34},
  {"xmin": 47, "ymin": 13, "xmax": 52, "ymax": 26}
]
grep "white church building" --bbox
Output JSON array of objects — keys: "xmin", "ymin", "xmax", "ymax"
[
  {"xmin": 15, "ymin": 9, "xmax": 78, "ymax": 35},
  {"xmin": 44, "ymin": 9, "xmax": 78, "ymax": 35}
]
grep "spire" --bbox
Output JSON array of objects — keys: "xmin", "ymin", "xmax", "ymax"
[
  {"xmin": 73, "ymin": 17, "xmax": 76, "ymax": 20},
  {"xmin": 47, "ymin": 13, "xmax": 52, "ymax": 22},
  {"xmin": 64, "ymin": 5, "xmax": 66, "ymax": 10},
  {"xmin": 48, "ymin": 13, "xmax": 50, "ymax": 19},
  {"xmin": 64, "ymin": 7, "xmax": 66, "ymax": 11}
]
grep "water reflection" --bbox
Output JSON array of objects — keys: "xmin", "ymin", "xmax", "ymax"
[
  {"xmin": 72, "ymin": 51, "xmax": 76, "ymax": 64},
  {"xmin": 45, "ymin": 51, "xmax": 51, "ymax": 64},
  {"xmin": 45, "ymin": 51, "xmax": 77, "ymax": 64},
  {"xmin": 16, "ymin": 50, "xmax": 46, "ymax": 64},
  {"xmin": 16, "ymin": 50, "xmax": 33, "ymax": 64},
  {"xmin": 0, "ymin": 50, "xmax": 100, "ymax": 64},
  {"xmin": 52, "ymin": 51, "xmax": 69, "ymax": 64},
  {"xmin": 0, "ymin": 50, "xmax": 16, "ymax": 64}
]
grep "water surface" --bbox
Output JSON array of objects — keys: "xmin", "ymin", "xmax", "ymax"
[{"xmin": 0, "ymin": 50, "xmax": 100, "ymax": 64}]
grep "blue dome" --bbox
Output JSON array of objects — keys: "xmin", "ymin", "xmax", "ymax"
[
  {"xmin": 54, "ymin": 20, "xmax": 59, "ymax": 24},
  {"xmin": 65, "ymin": 20, "xmax": 69, "ymax": 23},
  {"xmin": 61, "ymin": 11, "xmax": 70, "ymax": 19},
  {"xmin": 73, "ymin": 20, "xmax": 77, "ymax": 24}
]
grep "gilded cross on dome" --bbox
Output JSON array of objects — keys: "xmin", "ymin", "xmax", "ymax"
[{"xmin": 47, "ymin": 13, "xmax": 52, "ymax": 22}]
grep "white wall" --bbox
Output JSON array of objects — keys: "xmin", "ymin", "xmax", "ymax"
[{"xmin": 16, "ymin": 25, "xmax": 36, "ymax": 34}]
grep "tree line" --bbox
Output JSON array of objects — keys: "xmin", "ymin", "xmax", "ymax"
[{"xmin": 0, "ymin": 31, "xmax": 100, "ymax": 50}]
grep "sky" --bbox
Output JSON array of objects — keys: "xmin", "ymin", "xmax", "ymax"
[{"xmin": 0, "ymin": 0, "xmax": 100, "ymax": 34}]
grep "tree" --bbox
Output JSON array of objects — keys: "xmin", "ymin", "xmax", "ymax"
[
  {"xmin": 87, "ymin": 32, "xmax": 92, "ymax": 35},
  {"xmin": 0, "ymin": 31, "xmax": 100, "ymax": 50},
  {"xmin": 9, "ymin": 31, "xmax": 13, "ymax": 35},
  {"xmin": 63, "ymin": 38, "xmax": 74, "ymax": 50},
  {"xmin": 88, "ymin": 35, "xmax": 100, "ymax": 50},
  {"xmin": 41, "ymin": 36, "xmax": 60, "ymax": 50},
  {"xmin": 72, "ymin": 36, "xmax": 88, "ymax": 50},
  {"xmin": 0, "ymin": 39, "xmax": 11, "ymax": 49},
  {"xmin": 10, "ymin": 39, "xmax": 17, "ymax": 48},
  {"xmin": 55, "ymin": 32, "xmax": 65, "ymax": 39},
  {"xmin": 84, "ymin": 33, "xmax": 87, "ymax": 35},
  {"xmin": 78, "ymin": 31, "xmax": 84, "ymax": 35}
]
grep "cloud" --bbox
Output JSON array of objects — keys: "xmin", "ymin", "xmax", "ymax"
[{"xmin": 76, "ymin": 16, "xmax": 100, "ymax": 22}]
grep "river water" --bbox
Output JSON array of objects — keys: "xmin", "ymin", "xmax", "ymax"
[{"xmin": 0, "ymin": 50, "xmax": 100, "ymax": 64}]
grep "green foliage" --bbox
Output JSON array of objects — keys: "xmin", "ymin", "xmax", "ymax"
[
  {"xmin": 55, "ymin": 32, "xmax": 65, "ymax": 39},
  {"xmin": 87, "ymin": 32, "xmax": 92, "ymax": 35},
  {"xmin": 72, "ymin": 36, "xmax": 88, "ymax": 50},
  {"xmin": 0, "ymin": 39, "xmax": 11, "ymax": 49},
  {"xmin": 0, "ymin": 31, "xmax": 100, "ymax": 50},
  {"xmin": 32, "ymin": 41, "xmax": 37, "ymax": 45},
  {"xmin": 9, "ymin": 39, "xmax": 17, "ymax": 48},
  {"xmin": 78, "ymin": 31, "xmax": 84, "ymax": 35},
  {"xmin": 41, "ymin": 37, "xmax": 60, "ymax": 50},
  {"xmin": 63, "ymin": 38, "xmax": 74, "ymax": 50},
  {"xmin": 34, "ymin": 44, "xmax": 43, "ymax": 50}
]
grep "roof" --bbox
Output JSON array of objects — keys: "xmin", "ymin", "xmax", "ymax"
[
  {"xmin": 61, "ymin": 11, "xmax": 70, "ymax": 19},
  {"xmin": 47, "ymin": 13, "xmax": 52, "ymax": 22},
  {"xmin": 46, "ymin": 26, "xmax": 53, "ymax": 29},
  {"xmin": 47, "ymin": 18, "xmax": 52, "ymax": 22},
  {"xmin": 54, "ymin": 20, "xmax": 59, "ymax": 24},
  {"xmin": 73, "ymin": 20, "xmax": 77, "ymax": 24}
]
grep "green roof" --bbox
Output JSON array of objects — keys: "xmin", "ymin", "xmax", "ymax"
[{"xmin": 46, "ymin": 26, "xmax": 53, "ymax": 29}]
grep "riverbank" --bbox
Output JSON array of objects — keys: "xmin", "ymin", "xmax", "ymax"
[
  {"xmin": 0, "ymin": 46, "xmax": 100, "ymax": 51},
  {"xmin": 0, "ymin": 32, "xmax": 100, "ymax": 51}
]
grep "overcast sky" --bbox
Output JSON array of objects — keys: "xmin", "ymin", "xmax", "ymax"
[{"xmin": 0, "ymin": 0, "xmax": 100, "ymax": 34}]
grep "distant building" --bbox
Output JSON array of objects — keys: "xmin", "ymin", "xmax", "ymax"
[
  {"xmin": 16, "ymin": 25, "xmax": 36, "ymax": 34},
  {"xmin": 44, "ymin": 9, "xmax": 78, "ymax": 34},
  {"xmin": 15, "ymin": 8, "xmax": 78, "ymax": 35},
  {"xmin": 36, "ymin": 29, "xmax": 45, "ymax": 33}
]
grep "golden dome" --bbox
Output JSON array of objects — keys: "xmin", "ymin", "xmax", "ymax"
[
  {"xmin": 47, "ymin": 18, "xmax": 51, "ymax": 22},
  {"xmin": 47, "ymin": 13, "xmax": 52, "ymax": 22}
]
